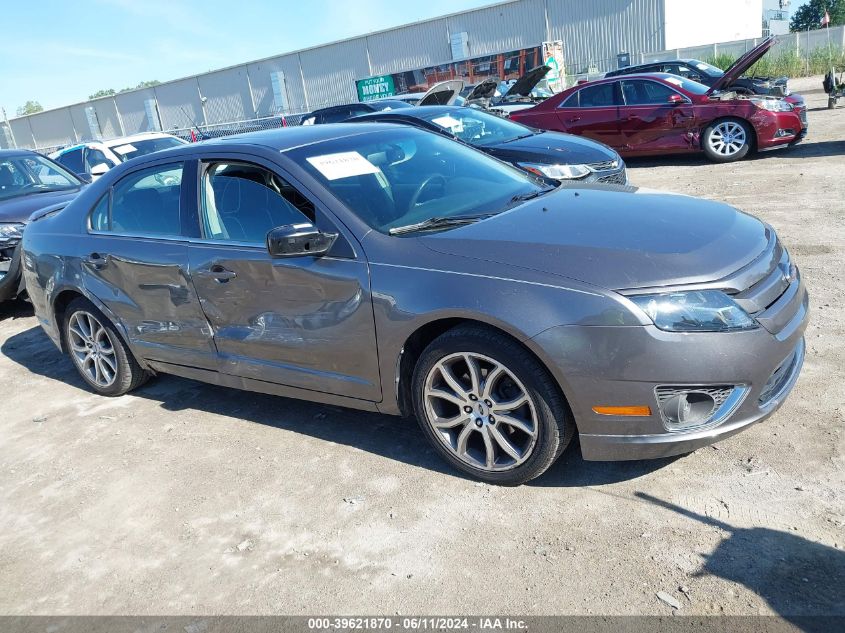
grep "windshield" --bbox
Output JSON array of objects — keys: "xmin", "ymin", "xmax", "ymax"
[
  {"xmin": 107, "ymin": 136, "xmax": 186, "ymax": 162},
  {"xmin": 688, "ymin": 60, "xmax": 724, "ymax": 77},
  {"xmin": 420, "ymin": 109, "xmax": 534, "ymax": 147},
  {"xmin": 0, "ymin": 154, "xmax": 81, "ymax": 201},
  {"xmin": 288, "ymin": 127, "xmax": 545, "ymax": 234},
  {"xmin": 661, "ymin": 75, "xmax": 710, "ymax": 95}
]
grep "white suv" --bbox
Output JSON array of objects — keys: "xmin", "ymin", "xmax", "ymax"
[{"xmin": 49, "ymin": 132, "xmax": 188, "ymax": 180}]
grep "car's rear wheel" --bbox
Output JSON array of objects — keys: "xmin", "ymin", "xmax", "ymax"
[
  {"xmin": 702, "ymin": 118, "xmax": 752, "ymax": 162},
  {"xmin": 412, "ymin": 325, "xmax": 573, "ymax": 485},
  {"xmin": 64, "ymin": 298, "xmax": 150, "ymax": 396}
]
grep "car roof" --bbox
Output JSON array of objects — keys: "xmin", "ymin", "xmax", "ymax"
[
  {"xmin": 193, "ymin": 122, "xmax": 413, "ymax": 153},
  {"xmin": 353, "ymin": 105, "xmax": 462, "ymax": 120},
  {"xmin": 582, "ymin": 72, "xmax": 685, "ymax": 86},
  {"xmin": 102, "ymin": 132, "xmax": 176, "ymax": 147},
  {"xmin": 0, "ymin": 148, "xmax": 38, "ymax": 158}
]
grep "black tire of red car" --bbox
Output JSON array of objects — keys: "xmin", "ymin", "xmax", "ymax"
[
  {"xmin": 411, "ymin": 324, "xmax": 574, "ymax": 486},
  {"xmin": 64, "ymin": 297, "xmax": 152, "ymax": 396},
  {"xmin": 702, "ymin": 118, "xmax": 753, "ymax": 163},
  {"xmin": 0, "ymin": 243, "xmax": 23, "ymax": 303}
]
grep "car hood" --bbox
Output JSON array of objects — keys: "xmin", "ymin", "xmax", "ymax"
[
  {"xmin": 485, "ymin": 131, "xmax": 618, "ymax": 165},
  {"xmin": 708, "ymin": 37, "xmax": 775, "ymax": 94},
  {"xmin": 418, "ymin": 80, "xmax": 464, "ymax": 106},
  {"xmin": 464, "ymin": 78, "xmax": 499, "ymax": 102},
  {"xmin": 421, "ymin": 186, "xmax": 770, "ymax": 291},
  {"xmin": 0, "ymin": 187, "xmax": 83, "ymax": 224},
  {"xmin": 503, "ymin": 65, "xmax": 551, "ymax": 97}
]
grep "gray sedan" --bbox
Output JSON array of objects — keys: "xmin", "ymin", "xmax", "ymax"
[{"xmin": 21, "ymin": 124, "xmax": 808, "ymax": 485}]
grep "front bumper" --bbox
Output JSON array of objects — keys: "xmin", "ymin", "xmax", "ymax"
[
  {"xmin": 531, "ymin": 274, "xmax": 809, "ymax": 461},
  {"xmin": 754, "ymin": 109, "xmax": 806, "ymax": 150},
  {"xmin": 0, "ymin": 243, "xmax": 23, "ymax": 302}
]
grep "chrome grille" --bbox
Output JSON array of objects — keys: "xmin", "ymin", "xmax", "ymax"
[
  {"xmin": 595, "ymin": 170, "xmax": 627, "ymax": 185},
  {"xmin": 587, "ymin": 160, "xmax": 619, "ymax": 172},
  {"xmin": 732, "ymin": 245, "xmax": 793, "ymax": 315}
]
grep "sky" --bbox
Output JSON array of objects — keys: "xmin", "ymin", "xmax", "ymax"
[
  {"xmin": 0, "ymin": 0, "xmax": 493, "ymax": 116},
  {"xmin": 0, "ymin": 0, "xmax": 814, "ymax": 118}
]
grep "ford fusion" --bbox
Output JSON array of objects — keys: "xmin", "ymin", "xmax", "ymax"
[{"xmin": 22, "ymin": 125, "xmax": 808, "ymax": 484}]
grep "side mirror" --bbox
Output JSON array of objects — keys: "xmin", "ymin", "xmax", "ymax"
[
  {"xmin": 266, "ymin": 222, "xmax": 337, "ymax": 258},
  {"xmin": 76, "ymin": 172, "xmax": 93, "ymax": 184},
  {"xmin": 667, "ymin": 94, "xmax": 685, "ymax": 105},
  {"xmin": 90, "ymin": 163, "xmax": 110, "ymax": 177}
]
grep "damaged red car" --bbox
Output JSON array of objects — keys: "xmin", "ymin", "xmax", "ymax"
[{"xmin": 510, "ymin": 40, "xmax": 806, "ymax": 163}]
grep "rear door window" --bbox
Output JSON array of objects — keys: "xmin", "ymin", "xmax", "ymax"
[
  {"xmin": 93, "ymin": 162, "xmax": 184, "ymax": 236},
  {"xmin": 577, "ymin": 83, "xmax": 618, "ymax": 107}
]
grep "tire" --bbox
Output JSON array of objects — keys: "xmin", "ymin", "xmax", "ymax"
[
  {"xmin": 64, "ymin": 297, "xmax": 150, "ymax": 396},
  {"xmin": 411, "ymin": 324, "xmax": 574, "ymax": 485},
  {"xmin": 702, "ymin": 118, "xmax": 753, "ymax": 163}
]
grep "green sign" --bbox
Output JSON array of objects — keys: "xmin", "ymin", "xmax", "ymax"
[{"xmin": 357, "ymin": 75, "xmax": 395, "ymax": 102}]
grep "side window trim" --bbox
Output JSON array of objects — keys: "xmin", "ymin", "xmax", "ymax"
[{"xmin": 620, "ymin": 79, "xmax": 691, "ymax": 106}]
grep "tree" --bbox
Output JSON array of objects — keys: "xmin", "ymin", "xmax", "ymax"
[
  {"xmin": 119, "ymin": 80, "xmax": 161, "ymax": 93},
  {"xmin": 16, "ymin": 100, "xmax": 43, "ymax": 116},
  {"xmin": 89, "ymin": 88, "xmax": 116, "ymax": 99},
  {"xmin": 790, "ymin": 0, "xmax": 845, "ymax": 31}
]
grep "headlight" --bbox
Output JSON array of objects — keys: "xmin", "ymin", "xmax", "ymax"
[
  {"xmin": 752, "ymin": 98, "xmax": 793, "ymax": 112},
  {"xmin": 0, "ymin": 223, "xmax": 25, "ymax": 246},
  {"xmin": 518, "ymin": 162, "xmax": 591, "ymax": 180},
  {"xmin": 630, "ymin": 290, "xmax": 757, "ymax": 332}
]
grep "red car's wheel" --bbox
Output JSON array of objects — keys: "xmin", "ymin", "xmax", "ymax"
[{"xmin": 702, "ymin": 118, "xmax": 752, "ymax": 163}]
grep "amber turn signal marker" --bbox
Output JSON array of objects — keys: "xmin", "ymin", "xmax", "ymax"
[{"xmin": 592, "ymin": 405, "xmax": 652, "ymax": 416}]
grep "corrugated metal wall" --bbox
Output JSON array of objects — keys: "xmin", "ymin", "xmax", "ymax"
[
  {"xmin": 154, "ymin": 80, "xmax": 204, "ymax": 131},
  {"xmin": 298, "ymin": 38, "xmax": 371, "ymax": 108},
  {"xmin": 547, "ymin": 0, "xmax": 665, "ymax": 71},
  {"xmin": 248, "ymin": 55, "xmax": 309, "ymax": 116},
  {"xmin": 114, "ymin": 88, "xmax": 158, "ymax": 136},
  {"xmin": 198, "ymin": 66, "xmax": 255, "ymax": 124},
  {"xmin": 448, "ymin": 0, "xmax": 546, "ymax": 57},
  {"xmin": 367, "ymin": 19, "xmax": 451, "ymax": 75}
]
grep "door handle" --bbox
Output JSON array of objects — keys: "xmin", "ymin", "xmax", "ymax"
[
  {"xmin": 84, "ymin": 252, "xmax": 110, "ymax": 269},
  {"xmin": 195, "ymin": 265, "xmax": 237, "ymax": 282},
  {"xmin": 566, "ymin": 116, "xmax": 581, "ymax": 123}
]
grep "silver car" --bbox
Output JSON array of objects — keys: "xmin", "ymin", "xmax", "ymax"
[{"xmin": 21, "ymin": 124, "xmax": 808, "ymax": 485}]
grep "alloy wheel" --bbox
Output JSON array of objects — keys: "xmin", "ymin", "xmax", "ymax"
[
  {"xmin": 423, "ymin": 352, "xmax": 538, "ymax": 472},
  {"xmin": 68, "ymin": 311, "xmax": 118, "ymax": 388},
  {"xmin": 708, "ymin": 121, "xmax": 747, "ymax": 157}
]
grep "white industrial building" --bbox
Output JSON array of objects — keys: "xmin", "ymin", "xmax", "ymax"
[{"xmin": 3, "ymin": 0, "xmax": 766, "ymax": 151}]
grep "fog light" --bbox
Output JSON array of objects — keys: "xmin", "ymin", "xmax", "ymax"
[
  {"xmin": 655, "ymin": 386, "xmax": 746, "ymax": 432},
  {"xmin": 775, "ymin": 129, "xmax": 796, "ymax": 138}
]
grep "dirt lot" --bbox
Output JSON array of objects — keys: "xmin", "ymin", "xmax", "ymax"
[{"xmin": 1, "ymin": 76, "xmax": 843, "ymax": 618}]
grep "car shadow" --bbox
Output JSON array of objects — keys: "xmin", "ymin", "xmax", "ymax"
[
  {"xmin": 0, "ymin": 325, "xmax": 681, "ymax": 486},
  {"xmin": 624, "ymin": 139, "xmax": 845, "ymax": 169},
  {"xmin": 636, "ymin": 492, "xmax": 845, "ymax": 631},
  {"xmin": 0, "ymin": 297, "xmax": 33, "ymax": 322}
]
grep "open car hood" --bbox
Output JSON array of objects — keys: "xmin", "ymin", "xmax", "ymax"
[
  {"xmin": 708, "ymin": 37, "xmax": 776, "ymax": 94},
  {"xmin": 418, "ymin": 80, "xmax": 464, "ymax": 106},
  {"xmin": 464, "ymin": 78, "xmax": 499, "ymax": 102},
  {"xmin": 503, "ymin": 65, "xmax": 551, "ymax": 97}
]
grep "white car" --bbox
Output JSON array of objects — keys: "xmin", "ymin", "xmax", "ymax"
[{"xmin": 49, "ymin": 132, "xmax": 188, "ymax": 180}]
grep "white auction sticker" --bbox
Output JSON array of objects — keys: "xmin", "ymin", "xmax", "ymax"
[
  {"xmin": 432, "ymin": 115, "xmax": 464, "ymax": 133},
  {"xmin": 306, "ymin": 151, "xmax": 381, "ymax": 180},
  {"xmin": 111, "ymin": 144, "xmax": 137, "ymax": 155}
]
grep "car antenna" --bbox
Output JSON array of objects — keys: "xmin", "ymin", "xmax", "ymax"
[{"xmin": 180, "ymin": 106, "xmax": 204, "ymax": 141}]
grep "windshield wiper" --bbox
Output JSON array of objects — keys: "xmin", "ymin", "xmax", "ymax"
[
  {"xmin": 508, "ymin": 185, "xmax": 557, "ymax": 204},
  {"xmin": 388, "ymin": 213, "xmax": 496, "ymax": 236}
]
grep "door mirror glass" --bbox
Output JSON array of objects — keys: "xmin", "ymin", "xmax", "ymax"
[
  {"xmin": 90, "ymin": 163, "xmax": 110, "ymax": 176},
  {"xmin": 668, "ymin": 94, "xmax": 685, "ymax": 105},
  {"xmin": 266, "ymin": 222, "xmax": 336, "ymax": 258}
]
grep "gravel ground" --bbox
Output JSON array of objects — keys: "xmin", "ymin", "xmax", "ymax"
[{"xmin": 0, "ymin": 76, "xmax": 842, "ymax": 618}]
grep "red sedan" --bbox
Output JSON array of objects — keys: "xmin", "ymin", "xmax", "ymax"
[{"xmin": 510, "ymin": 44, "xmax": 806, "ymax": 163}]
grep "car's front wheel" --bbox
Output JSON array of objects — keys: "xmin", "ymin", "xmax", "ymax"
[
  {"xmin": 412, "ymin": 325, "xmax": 574, "ymax": 485},
  {"xmin": 702, "ymin": 118, "xmax": 753, "ymax": 162},
  {"xmin": 64, "ymin": 297, "xmax": 150, "ymax": 396}
]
